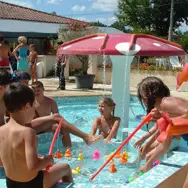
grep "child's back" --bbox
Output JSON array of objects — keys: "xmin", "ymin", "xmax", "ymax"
[
  {"xmin": 1, "ymin": 83, "xmax": 73, "ymax": 188},
  {"xmin": 0, "ymin": 121, "xmax": 38, "ymax": 182}
]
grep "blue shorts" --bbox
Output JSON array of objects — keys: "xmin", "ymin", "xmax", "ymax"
[{"xmin": 182, "ymin": 134, "xmax": 188, "ymax": 141}]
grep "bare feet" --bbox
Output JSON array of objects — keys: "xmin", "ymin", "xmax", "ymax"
[{"xmin": 83, "ymin": 135, "xmax": 103, "ymax": 145}]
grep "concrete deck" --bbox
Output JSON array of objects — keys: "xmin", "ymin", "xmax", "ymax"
[{"xmin": 38, "ymin": 78, "xmax": 188, "ymax": 100}]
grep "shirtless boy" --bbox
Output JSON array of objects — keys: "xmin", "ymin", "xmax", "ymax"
[
  {"xmin": 0, "ymin": 34, "xmax": 12, "ymax": 71},
  {"xmin": 31, "ymin": 81, "xmax": 101, "ymax": 147},
  {"xmin": 0, "ymin": 70, "xmax": 12, "ymax": 125},
  {"xmin": 32, "ymin": 81, "xmax": 58, "ymax": 117},
  {"xmin": 0, "ymin": 84, "xmax": 73, "ymax": 188}
]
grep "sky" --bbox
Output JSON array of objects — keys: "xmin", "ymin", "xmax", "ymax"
[
  {"xmin": 0, "ymin": 0, "xmax": 187, "ymax": 32},
  {"xmin": 0, "ymin": 0, "xmax": 118, "ymax": 25}
]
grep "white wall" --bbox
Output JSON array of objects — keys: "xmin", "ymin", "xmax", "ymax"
[
  {"xmin": 38, "ymin": 55, "xmax": 69, "ymax": 79},
  {"xmin": 0, "ymin": 19, "xmax": 66, "ymax": 33}
]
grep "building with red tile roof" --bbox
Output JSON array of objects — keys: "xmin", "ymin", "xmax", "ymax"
[
  {"xmin": 0, "ymin": 1, "xmax": 86, "ymax": 55},
  {"xmin": 0, "ymin": 1, "xmax": 83, "ymax": 24}
]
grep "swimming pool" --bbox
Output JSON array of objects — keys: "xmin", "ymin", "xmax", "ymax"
[
  {"xmin": 0, "ymin": 96, "xmax": 186, "ymax": 188},
  {"xmin": 55, "ymin": 95, "xmax": 145, "ymax": 136},
  {"xmin": 53, "ymin": 96, "xmax": 145, "ymax": 187}
]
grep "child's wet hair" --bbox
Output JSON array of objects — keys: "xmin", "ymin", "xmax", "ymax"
[
  {"xmin": 31, "ymin": 81, "xmax": 44, "ymax": 89},
  {"xmin": 100, "ymin": 97, "xmax": 116, "ymax": 115},
  {"xmin": 17, "ymin": 71, "xmax": 31, "ymax": 81},
  {"xmin": 0, "ymin": 70, "xmax": 12, "ymax": 85},
  {"xmin": 137, "ymin": 77, "xmax": 170, "ymax": 114},
  {"xmin": 3, "ymin": 83, "xmax": 35, "ymax": 113}
]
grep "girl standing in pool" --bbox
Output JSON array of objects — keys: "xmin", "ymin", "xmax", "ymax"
[
  {"xmin": 13, "ymin": 36, "xmax": 29, "ymax": 72},
  {"xmin": 90, "ymin": 98, "xmax": 121, "ymax": 143}
]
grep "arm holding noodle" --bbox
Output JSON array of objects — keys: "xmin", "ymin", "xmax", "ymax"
[
  {"xmin": 24, "ymin": 128, "xmax": 54, "ymax": 171},
  {"xmin": 134, "ymin": 124, "xmax": 158, "ymax": 149},
  {"xmin": 139, "ymin": 135, "xmax": 172, "ymax": 172}
]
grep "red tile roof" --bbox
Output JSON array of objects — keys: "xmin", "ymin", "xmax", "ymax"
[{"xmin": 0, "ymin": 1, "xmax": 84, "ymax": 24}]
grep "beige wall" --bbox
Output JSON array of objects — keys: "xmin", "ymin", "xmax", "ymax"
[
  {"xmin": 96, "ymin": 68, "xmax": 112, "ymax": 84},
  {"xmin": 37, "ymin": 55, "xmax": 69, "ymax": 79},
  {"xmin": 37, "ymin": 55, "xmax": 179, "ymax": 90},
  {"xmin": 95, "ymin": 69, "xmax": 178, "ymax": 90},
  {"xmin": 130, "ymin": 70, "xmax": 178, "ymax": 90}
]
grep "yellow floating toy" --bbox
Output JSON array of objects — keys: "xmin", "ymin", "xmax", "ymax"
[
  {"xmin": 77, "ymin": 153, "xmax": 84, "ymax": 160},
  {"xmin": 72, "ymin": 166, "xmax": 81, "ymax": 175},
  {"xmin": 106, "ymin": 154, "xmax": 114, "ymax": 163},
  {"xmin": 122, "ymin": 151, "xmax": 129, "ymax": 158}
]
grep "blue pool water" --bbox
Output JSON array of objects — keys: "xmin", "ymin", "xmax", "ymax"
[
  {"xmin": 55, "ymin": 95, "xmax": 145, "ymax": 136},
  {"xmin": 51, "ymin": 96, "xmax": 146, "ymax": 186},
  {"xmin": 0, "ymin": 96, "xmax": 186, "ymax": 188},
  {"xmin": 0, "ymin": 95, "xmax": 146, "ymax": 188}
]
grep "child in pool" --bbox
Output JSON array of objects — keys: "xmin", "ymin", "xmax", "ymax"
[
  {"xmin": 13, "ymin": 36, "xmax": 29, "ymax": 72},
  {"xmin": 0, "ymin": 84, "xmax": 73, "ymax": 188},
  {"xmin": 136, "ymin": 76, "xmax": 188, "ymax": 172},
  {"xmin": 90, "ymin": 98, "xmax": 121, "ymax": 143}
]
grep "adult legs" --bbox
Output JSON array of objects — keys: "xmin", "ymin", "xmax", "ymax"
[{"xmin": 59, "ymin": 64, "xmax": 66, "ymax": 90}]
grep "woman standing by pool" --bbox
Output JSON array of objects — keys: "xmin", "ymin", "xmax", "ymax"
[{"xmin": 13, "ymin": 36, "xmax": 29, "ymax": 72}]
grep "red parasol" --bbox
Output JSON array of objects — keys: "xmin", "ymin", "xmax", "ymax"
[{"xmin": 57, "ymin": 33, "xmax": 185, "ymax": 56}]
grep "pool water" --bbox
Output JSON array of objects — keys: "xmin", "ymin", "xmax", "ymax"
[
  {"xmin": 37, "ymin": 134, "xmax": 141, "ymax": 186},
  {"xmin": 53, "ymin": 96, "xmax": 145, "ymax": 186},
  {"xmin": 0, "ymin": 96, "xmax": 146, "ymax": 187},
  {"xmin": 55, "ymin": 96, "xmax": 145, "ymax": 136}
]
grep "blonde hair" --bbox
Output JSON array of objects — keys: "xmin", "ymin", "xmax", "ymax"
[
  {"xmin": 100, "ymin": 97, "xmax": 116, "ymax": 115},
  {"xmin": 18, "ymin": 36, "xmax": 27, "ymax": 44}
]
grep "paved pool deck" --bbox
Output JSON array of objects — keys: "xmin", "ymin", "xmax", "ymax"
[{"xmin": 38, "ymin": 78, "xmax": 188, "ymax": 99}]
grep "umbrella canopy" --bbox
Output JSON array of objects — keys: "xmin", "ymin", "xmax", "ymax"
[{"xmin": 57, "ymin": 33, "xmax": 185, "ymax": 56}]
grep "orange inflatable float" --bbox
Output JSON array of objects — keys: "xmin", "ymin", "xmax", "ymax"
[
  {"xmin": 176, "ymin": 63, "xmax": 188, "ymax": 90},
  {"xmin": 157, "ymin": 113, "xmax": 188, "ymax": 142}
]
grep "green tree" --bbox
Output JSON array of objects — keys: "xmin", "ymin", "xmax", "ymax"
[
  {"xmin": 110, "ymin": 21, "xmax": 130, "ymax": 33},
  {"xmin": 51, "ymin": 11, "xmax": 57, "ymax": 15},
  {"xmin": 175, "ymin": 32, "xmax": 188, "ymax": 51},
  {"xmin": 115, "ymin": 0, "xmax": 188, "ymax": 36},
  {"xmin": 116, "ymin": 0, "xmax": 153, "ymax": 33},
  {"xmin": 59, "ymin": 22, "xmax": 98, "ymax": 75},
  {"xmin": 90, "ymin": 21, "xmax": 107, "ymax": 27}
]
